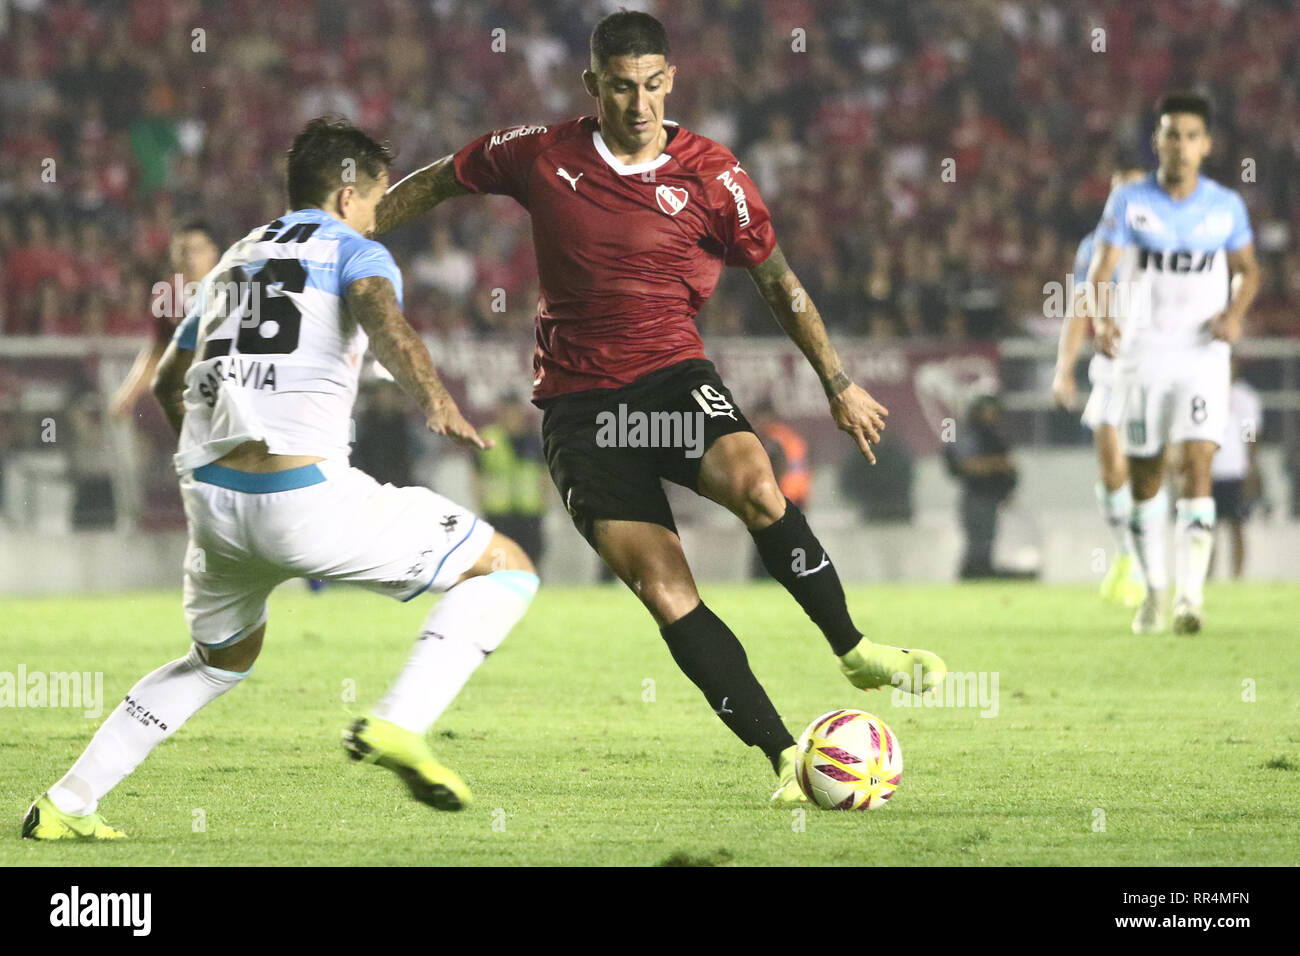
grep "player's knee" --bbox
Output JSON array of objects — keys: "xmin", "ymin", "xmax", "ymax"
[
  {"xmin": 462, "ymin": 531, "xmax": 536, "ymax": 580},
  {"xmin": 633, "ymin": 574, "xmax": 699, "ymax": 626},
  {"xmin": 730, "ymin": 470, "xmax": 786, "ymax": 527},
  {"xmin": 198, "ymin": 624, "xmax": 264, "ymax": 674}
]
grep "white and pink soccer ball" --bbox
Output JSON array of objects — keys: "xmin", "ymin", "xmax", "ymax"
[{"xmin": 796, "ymin": 709, "xmax": 903, "ymax": 810}]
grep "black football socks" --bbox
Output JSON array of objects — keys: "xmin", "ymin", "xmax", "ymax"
[
  {"xmin": 750, "ymin": 499, "xmax": 863, "ymax": 656},
  {"xmin": 659, "ymin": 602, "xmax": 794, "ymax": 766}
]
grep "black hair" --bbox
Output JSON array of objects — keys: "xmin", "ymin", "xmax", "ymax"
[
  {"xmin": 1156, "ymin": 92, "xmax": 1211, "ymax": 131},
  {"xmin": 590, "ymin": 10, "xmax": 669, "ymax": 68},
  {"xmin": 286, "ymin": 115, "xmax": 394, "ymax": 210},
  {"xmin": 173, "ymin": 217, "xmax": 219, "ymax": 245}
]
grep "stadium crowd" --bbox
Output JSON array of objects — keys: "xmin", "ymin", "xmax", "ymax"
[{"xmin": 2, "ymin": 0, "xmax": 1298, "ymax": 340}]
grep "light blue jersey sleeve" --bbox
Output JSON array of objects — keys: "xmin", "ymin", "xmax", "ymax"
[
  {"xmin": 1072, "ymin": 232, "xmax": 1095, "ymax": 284},
  {"xmin": 1225, "ymin": 190, "xmax": 1253, "ymax": 252},
  {"xmin": 173, "ymin": 307, "xmax": 200, "ymax": 351},
  {"xmin": 1095, "ymin": 187, "xmax": 1132, "ymax": 248},
  {"xmin": 337, "ymin": 233, "xmax": 404, "ymax": 308}
]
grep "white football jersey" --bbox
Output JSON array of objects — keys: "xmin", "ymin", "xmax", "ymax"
[
  {"xmin": 172, "ymin": 209, "xmax": 403, "ymax": 472},
  {"xmin": 1095, "ymin": 173, "xmax": 1252, "ymax": 359}
]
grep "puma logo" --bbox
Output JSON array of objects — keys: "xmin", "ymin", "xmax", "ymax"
[
  {"xmin": 556, "ymin": 167, "xmax": 583, "ymax": 190},
  {"xmin": 713, "ymin": 697, "xmax": 734, "ymax": 715},
  {"xmin": 791, "ymin": 547, "xmax": 831, "ymax": 577}
]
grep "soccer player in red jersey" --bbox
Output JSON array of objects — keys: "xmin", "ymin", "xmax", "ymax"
[
  {"xmin": 375, "ymin": 11, "xmax": 946, "ymax": 802},
  {"xmin": 108, "ymin": 220, "xmax": 220, "ymax": 419}
]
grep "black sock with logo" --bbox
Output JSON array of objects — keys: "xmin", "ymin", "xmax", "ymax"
[
  {"xmin": 750, "ymin": 499, "xmax": 863, "ymax": 656},
  {"xmin": 659, "ymin": 602, "xmax": 794, "ymax": 763}
]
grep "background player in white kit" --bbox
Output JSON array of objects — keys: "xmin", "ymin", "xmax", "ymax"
[
  {"xmin": 1053, "ymin": 165, "xmax": 1149, "ymax": 608},
  {"xmin": 1085, "ymin": 93, "xmax": 1260, "ymax": 635},
  {"xmin": 1210, "ymin": 362, "xmax": 1263, "ymax": 578},
  {"xmin": 23, "ymin": 118, "xmax": 540, "ymax": 840}
]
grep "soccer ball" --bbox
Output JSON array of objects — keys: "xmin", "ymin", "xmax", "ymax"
[{"xmin": 795, "ymin": 709, "xmax": 902, "ymax": 810}]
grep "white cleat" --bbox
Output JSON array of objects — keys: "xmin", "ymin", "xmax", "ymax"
[
  {"xmin": 1132, "ymin": 589, "xmax": 1167, "ymax": 635},
  {"xmin": 1172, "ymin": 597, "xmax": 1203, "ymax": 635}
]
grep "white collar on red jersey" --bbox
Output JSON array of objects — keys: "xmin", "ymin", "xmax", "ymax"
[{"xmin": 591, "ymin": 121, "xmax": 678, "ymax": 176}]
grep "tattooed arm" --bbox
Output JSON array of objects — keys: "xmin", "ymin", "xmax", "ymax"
[
  {"xmin": 373, "ymin": 155, "xmax": 469, "ymax": 236},
  {"xmin": 747, "ymin": 243, "xmax": 889, "ymax": 463},
  {"xmin": 345, "ymin": 276, "xmax": 490, "ymax": 449}
]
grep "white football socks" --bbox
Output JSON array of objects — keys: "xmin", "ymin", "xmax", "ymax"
[
  {"xmin": 374, "ymin": 570, "xmax": 539, "ymax": 735},
  {"xmin": 1174, "ymin": 496, "xmax": 1216, "ymax": 606},
  {"xmin": 47, "ymin": 645, "xmax": 250, "ymax": 817},
  {"xmin": 1097, "ymin": 481, "xmax": 1135, "ymax": 558},
  {"xmin": 1129, "ymin": 488, "xmax": 1169, "ymax": 592}
]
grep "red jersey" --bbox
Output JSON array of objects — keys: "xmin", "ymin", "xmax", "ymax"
[{"xmin": 452, "ymin": 116, "xmax": 776, "ymax": 400}]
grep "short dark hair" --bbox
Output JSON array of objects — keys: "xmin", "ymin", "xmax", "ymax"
[
  {"xmin": 286, "ymin": 116, "xmax": 394, "ymax": 210},
  {"xmin": 173, "ymin": 217, "xmax": 219, "ymax": 245},
  {"xmin": 1156, "ymin": 92, "xmax": 1211, "ymax": 130},
  {"xmin": 590, "ymin": 10, "xmax": 669, "ymax": 69}
]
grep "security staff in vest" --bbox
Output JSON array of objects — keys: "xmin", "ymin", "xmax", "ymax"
[
  {"xmin": 474, "ymin": 392, "xmax": 548, "ymax": 564},
  {"xmin": 749, "ymin": 400, "xmax": 811, "ymax": 579}
]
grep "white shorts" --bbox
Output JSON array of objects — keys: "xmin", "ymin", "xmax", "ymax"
[
  {"xmin": 1081, "ymin": 381, "xmax": 1126, "ymax": 431},
  {"xmin": 179, "ymin": 459, "xmax": 495, "ymax": 647},
  {"xmin": 1121, "ymin": 342, "xmax": 1230, "ymax": 459}
]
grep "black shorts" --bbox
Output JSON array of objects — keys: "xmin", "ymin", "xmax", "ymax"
[
  {"xmin": 540, "ymin": 358, "xmax": 754, "ymax": 546},
  {"xmin": 1212, "ymin": 478, "xmax": 1248, "ymax": 522}
]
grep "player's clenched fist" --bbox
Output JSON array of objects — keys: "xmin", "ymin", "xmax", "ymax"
[
  {"xmin": 1095, "ymin": 318, "xmax": 1122, "ymax": 358},
  {"xmin": 427, "ymin": 405, "xmax": 494, "ymax": 449},
  {"xmin": 1051, "ymin": 368, "xmax": 1077, "ymax": 410},
  {"xmin": 1209, "ymin": 309, "xmax": 1243, "ymax": 344},
  {"xmin": 830, "ymin": 383, "xmax": 888, "ymax": 464}
]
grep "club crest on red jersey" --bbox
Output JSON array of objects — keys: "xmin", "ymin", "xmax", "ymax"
[{"xmin": 655, "ymin": 184, "xmax": 689, "ymax": 216}]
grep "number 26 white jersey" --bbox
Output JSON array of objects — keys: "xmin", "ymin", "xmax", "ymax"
[{"xmin": 172, "ymin": 208, "xmax": 404, "ymax": 473}]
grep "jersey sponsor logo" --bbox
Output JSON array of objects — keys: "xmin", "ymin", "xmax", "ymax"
[
  {"xmin": 1136, "ymin": 247, "xmax": 1218, "ymax": 273},
  {"xmin": 488, "ymin": 124, "xmax": 547, "ymax": 149},
  {"xmin": 655, "ymin": 184, "xmax": 689, "ymax": 216},
  {"xmin": 715, "ymin": 168, "xmax": 751, "ymax": 227},
  {"xmin": 556, "ymin": 166, "xmax": 583, "ymax": 190}
]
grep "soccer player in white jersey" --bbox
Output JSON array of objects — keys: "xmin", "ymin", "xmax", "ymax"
[
  {"xmin": 1084, "ymin": 93, "xmax": 1260, "ymax": 635},
  {"xmin": 1054, "ymin": 165, "xmax": 1149, "ymax": 607},
  {"xmin": 23, "ymin": 118, "xmax": 540, "ymax": 840}
]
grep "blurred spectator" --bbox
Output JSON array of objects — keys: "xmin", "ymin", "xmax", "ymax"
[
  {"xmin": 837, "ymin": 431, "xmax": 915, "ymax": 524},
  {"xmin": 944, "ymin": 394, "xmax": 1030, "ymax": 580},
  {"xmin": 748, "ymin": 400, "xmax": 810, "ymax": 578},
  {"xmin": 352, "ymin": 377, "xmax": 420, "ymax": 489},
  {"xmin": 1211, "ymin": 365, "xmax": 1264, "ymax": 579},
  {"xmin": 473, "ymin": 394, "xmax": 548, "ymax": 565}
]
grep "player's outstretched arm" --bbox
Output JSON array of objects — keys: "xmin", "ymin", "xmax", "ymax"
[
  {"xmin": 1212, "ymin": 243, "xmax": 1261, "ymax": 344},
  {"xmin": 345, "ymin": 275, "xmax": 491, "ymax": 449},
  {"xmin": 1082, "ymin": 241, "xmax": 1125, "ymax": 357},
  {"xmin": 151, "ymin": 340, "xmax": 193, "ymax": 435},
  {"xmin": 747, "ymin": 244, "xmax": 888, "ymax": 464},
  {"xmin": 372, "ymin": 155, "xmax": 469, "ymax": 236}
]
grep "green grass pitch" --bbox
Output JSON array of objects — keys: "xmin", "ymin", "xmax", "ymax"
[{"xmin": 3, "ymin": 582, "xmax": 1298, "ymax": 866}]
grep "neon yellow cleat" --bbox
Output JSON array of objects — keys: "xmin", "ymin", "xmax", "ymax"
[
  {"xmin": 1101, "ymin": 554, "xmax": 1146, "ymax": 607},
  {"xmin": 769, "ymin": 746, "xmax": 807, "ymax": 805},
  {"xmin": 21, "ymin": 794, "xmax": 126, "ymax": 841},
  {"xmin": 344, "ymin": 715, "xmax": 471, "ymax": 811},
  {"xmin": 840, "ymin": 639, "xmax": 946, "ymax": 695}
]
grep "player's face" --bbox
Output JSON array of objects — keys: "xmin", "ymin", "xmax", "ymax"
[
  {"xmin": 339, "ymin": 170, "xmax": 389, "ymax": 237},
  {"xmin": 585, "ymin": 55, "xmax": 675, "ymax": 155},
  {"xmin": 1153, "ymin": 113, "xmax": 1211, "ymax": 184},
  {"xmin": 170, "ymin": 230, "xmax": 219, "ymax": 281}
]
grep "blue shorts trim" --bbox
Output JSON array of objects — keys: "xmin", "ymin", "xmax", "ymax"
[
  {"xmin": 401, "ymin": 518, "xmax": 480, "ymax": 602},
  {"xmin": 193, "ymin": 462, "xmax": 327, "ymax": 493}
]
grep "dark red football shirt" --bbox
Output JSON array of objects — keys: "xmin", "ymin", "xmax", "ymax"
[{"xmin": 452, "ymin": 116, "xmax": 777, "ymax": 400}]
